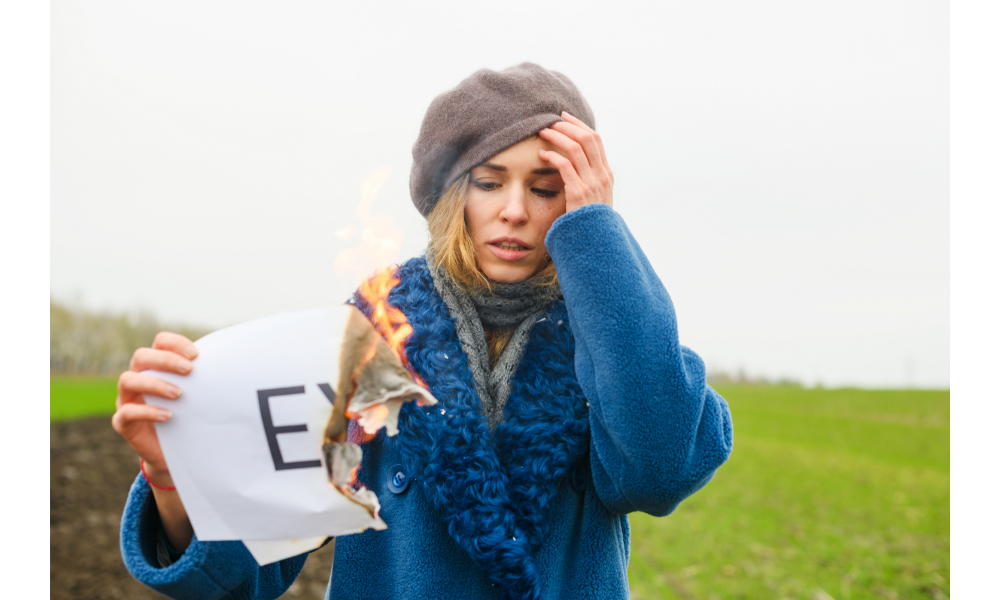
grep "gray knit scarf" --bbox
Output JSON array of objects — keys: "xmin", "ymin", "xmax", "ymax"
[{"xmin": 426, "ymin": 250, "xmax": 562, "ymax": 430}]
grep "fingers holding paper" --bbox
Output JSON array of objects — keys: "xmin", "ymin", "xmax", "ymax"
[
  {"xmin": 112, "ymin": 332, "xmax": 198, "ymax": 475},
  {"xmin": 112, "ymin": 331, "xmax": 198, "ymax": 551}
]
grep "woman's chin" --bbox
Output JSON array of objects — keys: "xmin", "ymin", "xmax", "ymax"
[{"xmin": 481, "ymin": 262, "xmax": 535, "ymax": 284}]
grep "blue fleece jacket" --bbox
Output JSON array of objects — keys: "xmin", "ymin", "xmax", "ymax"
[{"xmin": 120, "ymin": 203, "xmax": 734, "ymax": 600}]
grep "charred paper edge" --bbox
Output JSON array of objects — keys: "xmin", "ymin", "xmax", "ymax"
[{"xmin": 321, "ymin": 305, "xmax": 437, "ymax": 526}]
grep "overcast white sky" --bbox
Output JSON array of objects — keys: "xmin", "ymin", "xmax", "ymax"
[{"xmin": 51, "ymin": 0, "xmax": 948, "ymax": 388}]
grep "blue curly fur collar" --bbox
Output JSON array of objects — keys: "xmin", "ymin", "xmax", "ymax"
[{"xmin": 349, "ymin": 257, "xmax": 590, "ymax": 600}]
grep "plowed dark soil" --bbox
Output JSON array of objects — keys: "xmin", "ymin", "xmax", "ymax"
[{"xmin": 51, "ymin": 418, "xmax": 335, "ymax": 600}]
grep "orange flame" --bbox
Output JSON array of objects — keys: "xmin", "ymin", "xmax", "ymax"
[
  {"xmin": 333, "ymin": 166, "xmax": 404, "ymax": 294},
  {"xmin": 331, "ymin": 168, "xmax": 419, "ymax": 489},
  {"xmin": 357, "ymin": 266, "xmax": 428, "ymax": 389},
  {"xmin": 342, "ymin": 266, "xmax": 426, "ymax": 451}
]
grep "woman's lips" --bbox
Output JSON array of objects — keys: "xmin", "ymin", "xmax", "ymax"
[{"xmin": 487, "ymin": 242, "xmax": 531, "ymax": 261}]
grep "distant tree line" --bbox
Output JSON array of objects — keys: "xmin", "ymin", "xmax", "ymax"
[
  {"xmin": 50, "ymin": 300, "xmax": 211, "ymax": 375},
  {"xmin": 706, "ymin": 368, "xmax": 801, "ymax": 387},
  {"xmin": 51, "ymin": 298, "xmax": 802, "ymax": 385}
]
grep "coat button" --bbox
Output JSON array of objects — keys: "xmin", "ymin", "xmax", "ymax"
[{"xmin": 387, "ymin": 464, "xmax": 409, "ymax": 494}]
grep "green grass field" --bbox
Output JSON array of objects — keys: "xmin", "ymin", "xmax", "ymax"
[
  {"xmin": 50, "ymin": 379, "xmax": 949, "ymax": 599},
  {"xmin": 628, "ymin": 386, "xmax": 949, "ymax": 600},
  {"xmin": 50, "ymin": 377, "xmax": 119, "ymax": 421}
]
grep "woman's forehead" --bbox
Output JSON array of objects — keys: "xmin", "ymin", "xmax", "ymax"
[{"xmin": 476, "ymin": 137, "xmax": 566, "ymax": 173}]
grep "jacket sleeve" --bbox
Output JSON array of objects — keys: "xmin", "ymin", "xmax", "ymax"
[
  {"xmin": 120, "ymin": 474, "xmax": 309, "ymax": 600},
  {"xmin": 545, "ymin": 203, "xmax": 734, "ymax": 517}
]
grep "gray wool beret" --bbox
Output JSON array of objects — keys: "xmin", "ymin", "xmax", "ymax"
[{"xmin": 410, "ymin": 62, "xmax": 595, "ymax": 217}]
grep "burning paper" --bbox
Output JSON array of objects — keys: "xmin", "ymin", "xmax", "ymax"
[
  {"xmin": 320, "ymin": 304, "xmax": 435, "ymax": 520},
  {"xmin": 142, "ymin": 304, "xmax": 436, "ymax": 565}
]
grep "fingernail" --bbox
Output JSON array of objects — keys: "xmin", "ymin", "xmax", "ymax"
[
  {"xmin": 177, "ymin": 360, "xmax": 192, "ymax": 373},
  {"xmin": 167, "ymin": 384, "xmax": 182, "ymax": 398},
  {"xmin": 183, "ymin": 345, "xmax": 198, "ymax": 359},
  {"xmin": 157, "ymin": 409, "xmax": 172, "ymax": 421}
]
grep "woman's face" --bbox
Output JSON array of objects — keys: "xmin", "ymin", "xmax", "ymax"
[{"xmin": 465, "ymin": 136, "xmax": 567, "ymax": 283}]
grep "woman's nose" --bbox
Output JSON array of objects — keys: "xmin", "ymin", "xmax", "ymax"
[{"xmin": 499, "ymin": 188, "xmax": 529, "ymax": 225}]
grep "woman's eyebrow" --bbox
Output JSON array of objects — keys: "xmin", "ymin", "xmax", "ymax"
[{"xmin": 477, "ymin": 163, "xmax": 558, "ymax": 176}]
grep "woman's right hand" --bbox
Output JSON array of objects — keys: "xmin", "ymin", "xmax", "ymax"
[
  {"xmin": 112, "ymin": 331, "xmax": 198, "ymax": 481},
  {"xmin": 113, "ymin": 331, "xmax": 199, "ymax": 552}
]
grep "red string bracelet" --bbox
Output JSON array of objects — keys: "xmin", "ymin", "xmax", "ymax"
[{"xmin": 140, "ymin": 458, "xmax": 177, "ymax": 491}]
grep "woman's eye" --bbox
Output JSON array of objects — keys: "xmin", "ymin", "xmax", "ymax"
[
  {"xmin": 532, "ymin": 188, "xmax": 559, "ymax": 198},
  {"xmin": 474, "ymin": 181, "xmax": 500, "ymax": 191}
]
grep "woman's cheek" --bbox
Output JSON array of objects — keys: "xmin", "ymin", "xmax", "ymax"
[
  {"xmin": 539, "ymin": 202, "xmax": 566, "ymax": 237},
  {"xmin": 464, "ymin": 198, "xmax": 488, "ymax": 241}
]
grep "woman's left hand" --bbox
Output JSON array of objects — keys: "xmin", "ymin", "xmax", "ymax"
[{"xmin": 538, "ymin": 112, "xmax": 614, "ymax": 213}]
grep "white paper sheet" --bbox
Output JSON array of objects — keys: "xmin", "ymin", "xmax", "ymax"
[
  {"xmin": 242, "ymin": 536, "xmax": 329, "ymax": 566},
  {"xmin": 143, "ymin": 306, "xmax": 389, "ymax": 550}
]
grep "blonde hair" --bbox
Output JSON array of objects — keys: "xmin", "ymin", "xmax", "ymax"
[{"xmin": 426, "ymin": 173, "xmax": 559, "ymax": 366}]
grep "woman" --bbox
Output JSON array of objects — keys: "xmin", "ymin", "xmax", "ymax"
[{"xmin": 113, "ymin": 63, "xmax": 734, "ymax": 600}]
